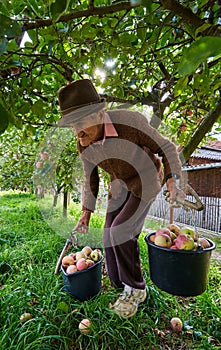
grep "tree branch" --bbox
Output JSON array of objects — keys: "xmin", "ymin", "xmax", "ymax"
[
  {"xmin": 23, "ymin": 2, "xmax": 140, "ymax": 31},
  {"xmin": 160, "ymin": 0, "xmax": 221, "ymax": 36},
  {"xmin": 179, "ymin": 97, "xmax": 221, "ymax": 164}
]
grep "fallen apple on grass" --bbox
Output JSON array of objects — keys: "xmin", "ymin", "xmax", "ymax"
[
  {"xmin": 20, "ymin": 313, "xmax": 32, "ymax": 323},
  {"xmin": 79, "ymin": 318, "xmax": 91, "ymax": 334},
  {"xmin": 170, "ymin": 317, "xmax": 183, "ymax": 332}
]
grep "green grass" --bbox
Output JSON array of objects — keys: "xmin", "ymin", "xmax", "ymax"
[{"xmin": 0, "ymin": 191, "xmax": 221, "ymax": 350}]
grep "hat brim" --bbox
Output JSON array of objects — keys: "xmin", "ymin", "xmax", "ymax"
[{"xmin": 57, "ymin": 100, "xmax": 106, "ymax": 127}]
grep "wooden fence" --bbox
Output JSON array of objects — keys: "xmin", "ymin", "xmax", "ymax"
[{"xmin": 147, "ymin": 187, "xmax": 221, "ymax": 233}]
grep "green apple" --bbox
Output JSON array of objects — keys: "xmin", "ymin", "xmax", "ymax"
[
  {"xmin": 90, "ymin": 250, "xmax": 100, "ymax": 262},
  {"xmin": 180, "ymin": 226, "xmax": 195, "ymax": 240}
]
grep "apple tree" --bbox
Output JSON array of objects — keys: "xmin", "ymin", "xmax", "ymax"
[{"xmin": 0, "ymin": 0, "xmax": 221, "ymax": 194}]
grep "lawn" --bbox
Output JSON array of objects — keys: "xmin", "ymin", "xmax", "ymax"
[{"xmin": 0, "ymin": 191, "xmax": 220, "ymax": 350}]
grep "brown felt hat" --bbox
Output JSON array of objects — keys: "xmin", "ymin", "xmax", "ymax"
[{"xmin": 57, "ymin": 79, "xmax": 105, "ymax": 126}]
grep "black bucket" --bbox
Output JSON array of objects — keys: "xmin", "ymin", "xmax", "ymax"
[
  {"xmin": 145, "ymin": 233, "xmax": 216, "ymax": 297},
  {"xmin": 61, "ymin": 257, "xmax": 103, "ymax": 301}
]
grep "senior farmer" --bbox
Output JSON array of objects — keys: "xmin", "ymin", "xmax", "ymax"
[{"xmin": 57, "ymin": 79, "xmax": 183, "ymax": 318}]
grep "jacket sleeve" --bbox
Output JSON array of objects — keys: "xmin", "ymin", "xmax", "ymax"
[
  {"xmin": 81, "ymin": 156, "xmax": 99, "ymax": 212},
  {"xmin": 136, "ymin": 113, "xmax": 182, "ymax": 179}
]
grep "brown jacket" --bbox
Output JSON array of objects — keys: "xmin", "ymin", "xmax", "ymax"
[{"xmin": 77, "ymin": 109, "xmax": 182, "ymax": 211}]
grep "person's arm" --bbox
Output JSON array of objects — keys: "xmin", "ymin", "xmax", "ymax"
[
  {"xmin": 74, "ymin": 157, "xmax": 99, "ymax": 233},
  {"xmin": 136, "ymin": 114, "xmax": 184, "ymax": 203}
]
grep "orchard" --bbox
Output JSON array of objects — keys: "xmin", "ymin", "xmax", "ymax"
[{"xmin": 0, "ymin": 1, "xmax": 221, "ymax": 350}]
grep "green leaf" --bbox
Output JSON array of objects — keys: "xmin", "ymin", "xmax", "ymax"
[
  {"xmin": 174, "ymin": 76, "xmax": 188, "ymax": 97},
  {"xmin": 178, "ymin": 37, "xmax": 221, "ymax": 76},
  {"xmin": 0, "ymin": 103, "xmax": 10, "ymax": 134},
  {"xmin": 50, "ymin": 0, "xmax": 70, "ymax": 22},
  {"xmin": 31, "ymin": 100, "xmax": 45, "ymax": 115},
  {"xmin": 0, "ymin": 14, "xmax": 21, "ymax": 38}
]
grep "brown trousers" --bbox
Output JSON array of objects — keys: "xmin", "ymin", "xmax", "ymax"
[{"xmin": 103, "ymin": 189, "xmax": 153, "ymax": 290}]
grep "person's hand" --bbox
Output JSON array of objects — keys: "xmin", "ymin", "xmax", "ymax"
[
  {"xmin": 74, "ymin": 210, "xmax": 91, "ymax": 233},
  {"xmin": 110, "ymin": 179, "xmax": 123, "ymax": 199},
  {"xmin": 166, "ymin": 178, "xmax": 185, "ymax": 204}
]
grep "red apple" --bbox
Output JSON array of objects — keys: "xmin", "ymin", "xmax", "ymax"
[
  {"xmin": 40, "ymin": 152, "xmax": 49, "ymax": 160},
  {"xmin": 86, "ymin": 259, "xmax": 95, "ymax": 268},
  {"xmin": 76, "ymin": 258, "xmax": 87, "ymax": 271},
  {"xmin": 79, "ymin": 319, "xmax": 91, "ymax": 334},
  {"xmin": 174, "ymin": 234, "xmax": 194, "ymax": 250},
  {"xmin": 68, "ymin": 253, "xmax": 76, "ymax": 263},
  {"xmin": 170, "ymin": 317, "xmax": 183, "ymax": 332},
  {"xmin": 156, "ymin": 228, "xmax": 172, "ymax": 238},
  {"xmin": 62, "ymin": 255, "xmax": 75, "ymax": 268},
  {"xmin": 149, "ymin": 234, "xmax": 156, "ymax": 243},
  {"xmin": 199, "ymin": 237, "xmax": 210, "ymax": 249},
  {"xmin": 66, "ymin": 264, "xmax": 77, "ymax": 274},
  {"xmin": 154, "ymin": 233, "xmax": 172, "ymax": 248},
  {"xmin": 36, "ymin": 161, "xmax": 43, "ymax": 169},
  {"xmin": 170, "ymin": 245, "xmax": 178, "ymax": 249}
]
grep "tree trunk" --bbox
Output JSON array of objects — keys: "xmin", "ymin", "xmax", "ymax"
[{"xmin": 63, "ymin": 190, "xmax": 68, "ymax": 218}]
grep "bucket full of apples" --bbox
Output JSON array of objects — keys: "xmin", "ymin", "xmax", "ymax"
[
  {"xmin": 54, "ymin": 231, "xmax": 104, "ymax": 301},
  {"xmin": 61, "ymin": 245, "xmax": 104, "ymax": 301},
  {"xmin": 145, "ymin": 223, "xmax": 216, "ymax": 297}
]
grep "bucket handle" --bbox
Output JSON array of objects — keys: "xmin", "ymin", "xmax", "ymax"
[
  {"xmin": 164, "ymin": 184, "xmax": 204, "ymax": 211},
  {"xmin": 54, "ymin": 230, "xmax": 78, "ymax": 275}
]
